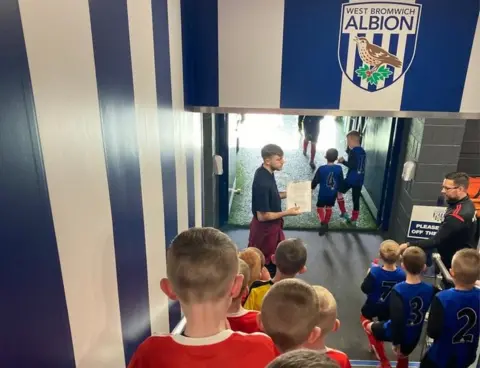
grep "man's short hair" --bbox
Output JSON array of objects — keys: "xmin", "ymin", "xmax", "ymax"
[
  {"xmin": 261, "ymin": 279, "xmax": 320, "ymax": 352},
  {"xmin": 402, "ymin": 246, "xmax": 426, "ymax": 275},
  {"xmin": 275, "ymin": 238, "xmax": 307, "ymax": 276},
  {"xmin": 325, "ymin": 148, "xmax": 339, "ymax": 163},
  {"xmin": 167, "ymin": 227, "xmax": 238, "ymax": 303},
  {"xmin": 261, "ymin": 144, "xmax": 284, "ymax": 160},
  {"xmin": 452, "ymin": 248, "xmax": 480, "ymax": 285},
  {"xmin": 346, "ymin": 130, "xmax": 361, "ymax": 140},
  {"xmin": 379, "ymin": 240, "xmax": 401, "ymax": 264},
  {"xmin": 250, "ymin": 247, "xmax": 266, "ymax": 268},
  {"xmin": 239, "ymin": 248, "xmax": 261, "ymax": 286},
  {"xmin": 266, "ymin": 349, "xmax": 340, "ymax": 368},
  {"xmin": 313, "ymin": 286, "xmax": 337, "ymax": 336},
  {"xmin": 445, "ymin": 172, "xmax": 470, "ymax": 190}
]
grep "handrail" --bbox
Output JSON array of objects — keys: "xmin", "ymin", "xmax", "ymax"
[
  {"xmin": 432, "ymin": 253, "xmax": 454, "ymax": 286},
  {"xmin": 171, "ymin": 316, "xmax": 186, "ymax": 335}
]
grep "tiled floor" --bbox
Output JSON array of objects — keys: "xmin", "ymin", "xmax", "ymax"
[
  {"xmin": 225, "ymin": 228, "xmax": 424, "ymax": 364},
  {"xmin": 228, "ymin": 114, "xmax": 377, "ymax": 231}
]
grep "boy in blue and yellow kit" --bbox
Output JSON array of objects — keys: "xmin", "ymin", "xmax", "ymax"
[{"xmin": 311, "ymin": 148, "xmax": 344, "ymax": 236}]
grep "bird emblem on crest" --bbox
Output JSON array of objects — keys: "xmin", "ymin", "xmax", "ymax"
[{"xmin": 353, "ymin": 37, "xmax": 403, "ymax": 86}]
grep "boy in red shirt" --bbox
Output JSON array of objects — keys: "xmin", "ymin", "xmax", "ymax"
[
  {"xmin": 227, "ymin": 259, "xmax": 261, "ymax": 333},
  {"xmin": 128, "ymin": 227, "xmax": 277, "ymax": 368},
  {"xmin": 260, "ymin": 280, "xmax": 350, "ymax": 368}
]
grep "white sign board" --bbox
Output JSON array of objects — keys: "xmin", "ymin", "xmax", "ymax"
[{"xmin": 407, "ymin": 205, "xmax": 446, "ymax": 240}]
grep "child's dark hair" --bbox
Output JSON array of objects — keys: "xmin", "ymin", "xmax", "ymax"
[
  {"xmin": 325, "ymin": 148, "xmax": 339, "ymax": 163},
  {"xmin": 402, "ymin": 246, "xmax": 426, "ymax": 275}
]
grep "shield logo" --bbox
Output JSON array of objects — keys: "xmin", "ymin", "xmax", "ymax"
[{"xmin": 338, "ymin": 1, "xmax": 422, "ymax": 92}]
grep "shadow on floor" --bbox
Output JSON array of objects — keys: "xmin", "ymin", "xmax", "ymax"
[
  {"xmin": 228, "ymin": 114, "xmax": 377, "ymax": 231},
  {"xmin": 225, "ymin": 228, "xmax": 423, "ymax": 363}
]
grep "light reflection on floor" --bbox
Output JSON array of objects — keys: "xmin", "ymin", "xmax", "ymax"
[{"xmin": 238, "ymin": 114, "xmax": 338, "ymax": 153}]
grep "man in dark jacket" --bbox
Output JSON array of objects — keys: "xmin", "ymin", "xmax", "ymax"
[{"xmin": 400, "ymin": 172, "xmax": 477, "ymax": 269}]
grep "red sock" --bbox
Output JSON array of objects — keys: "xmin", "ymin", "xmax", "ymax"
[
  {"xmin": 316, "ymin": 207, "xmax": 325, "ymax": 223},
  {"xmin": 360, "ymin": 316, "xmax": 389, "ymax": 365},
  {"xmin": 303, "ymin": 139, "xmax": 308, "ymax": 152},
  {"xmin": 352, "ymin": 210, "xmax": 359, "ymax": 221},
  {"xmin": 310, "ymin": 143, "xmax": 316, "ymax": 161},
  {"xmin": 337, "ymin": 197, "xmax": 346, "ymax": 214},
  {"xmin": 396, "ymin": 356, "xmax": 409, "ymax": 368},
  {"xmin": 325, "ymin": 207, "xmax": 333, "ymax": 223}
]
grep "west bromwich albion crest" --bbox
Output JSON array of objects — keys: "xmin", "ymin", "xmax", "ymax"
[{"xmin": 338, "ymin": 0, "xmax": 422, "ymax": 92}]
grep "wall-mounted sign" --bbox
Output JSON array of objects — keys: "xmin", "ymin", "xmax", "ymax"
[{"xmin": 408, "ymin": 205, "xmax": 446, "ymax": 240}]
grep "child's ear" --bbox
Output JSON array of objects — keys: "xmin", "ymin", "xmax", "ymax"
[
  {"xmin": 231, "ymin": 274, "xmax": 244, "ymax": 298},
  {"xmin": 298, "ymin": 265, "xmax": 307, "ymax": 274},
  {"xmin": 256, "ymin": 312, "xmax": 265, "ymax": 332},
  {"xmin": 449, "ymin": 268, "xmax": 455, "ymax": 278},
  {"xmin": 242, "ymin": 286, "xmax": 250, "ymax": 299},
  {"xmin": 422, "ymin": 264, "xmax": 427, "ymax": 272},
  {"xmin": 271, "ymin": 255, "xmax": 276, "ymax": 265},
  {"xmin": 160, "ymin": 278, "xmax": 177, "ymax": 300},
  {"xmin": 332, "ymin": 319, "xmax": 340, "ymax": 332},
  {"xmin": 401, "ymin": 262, "xmax": 405, "ymax": 270},
  {"xmin": 307, "ymin": 326, "xmax": 322, "ymax": 344}
]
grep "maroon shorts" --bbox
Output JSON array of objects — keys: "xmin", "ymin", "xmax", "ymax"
[{"xmin": 248, "ymin": 216, "xmax": 285, "ymax": 264}]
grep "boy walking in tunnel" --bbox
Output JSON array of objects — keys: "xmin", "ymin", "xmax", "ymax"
[
  {"xmin": 298, "ymin": 115, "xmax": 322, "ymax": 170},
  {"xmin": 337, "ymin": 130, "xmax": 366, "ymax": 226},
  {"xmin": 311, "ymin": 148, "xmax": 344, "ymax": 236}
]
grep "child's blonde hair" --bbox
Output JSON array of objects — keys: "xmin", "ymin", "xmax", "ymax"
[
  {"xmin": 267, "ymin": 349, "xmax": 339, "ymax": 368},
  {"xmin": 239, "ymin": 248, "xmax": 261, "ymax": 286},
  {"xmin": 261, "ymin": 279, "xmax": 320, "ymax": 352},
  {"xmin": 167, "ymin": 227, "xmax": 238, "ymax": 303},
  {"xmin": 452, "ymin": 248, "xmax": 480, "ymax": 286},
  {"xmin": 233, "ymin": 258, "xmax": 251, "ymax": 301},
  {"xmin": 379, "ymin": 240, "xmax": 400, "ymax": 264},
  {"xmin": 312, "ymin": 285, "xmax": 337, "ymax": 336}
]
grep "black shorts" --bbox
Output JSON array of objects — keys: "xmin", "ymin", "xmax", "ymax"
[
  {"xmin": 305, "ymin": 131, "xmax": 318, "ymax": 143},
  {"xmin": 339, "ymin": 182, "xmax": 362, "ymax": 194},
  {"xmin": 317, "ymin": 197, "xmax": 336, "ymax": 207}
]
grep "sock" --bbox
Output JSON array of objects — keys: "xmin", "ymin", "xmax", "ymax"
[
  {"xmin": 352, "ymin": 210, "xmax": 359, "ymax": 221},
  {"xmin": 316, "ymin": 207, "xmax": 325, "ymax": 223},
  {"xmin": 303, "ymin": 139, "xmax": 308, "ymax": 153},
  {"xmin": 325, "ymin": 207, "xmax": 333, "ymax": 223},
  {"xmin": 360, "ymin": 316, "xmax": 389, "ymax": 365},
  {"xmin": 337, "ymin": 195, "xmax": 346, "ymax": 214},
  {"xmin": 396, "ymin": 356, "xmax": 409, "ymax": 368},
  {"xmin": 310, "ymin": 143, "xmax": 317, "ymax": 161}
]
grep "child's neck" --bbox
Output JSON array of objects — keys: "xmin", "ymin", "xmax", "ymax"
[
  {"xmin": 382, "ymin": 263, "xmax": 397, "ymax": 271},
  {"xmin": 406, "ymin": 273, "xmax": 422, "ymax": 284},
  {"xmin": 272, "ymin": 271, "xmax": 293, "ymax": 283},
  {"xmin": 302, "ymin": 335, "xmax": 327, "ymax": 352},
  {"xmin": 183, "ymin": 301, "xmax": 229, "ymax": 338},
  {"xmin": 327, "ymin": 162, "xmax": 335, "ymax": 165},
  {"xmin": 455, "ymin": 282, "xmax": 474, "ymax": 291},
  {"xmin": 227, "ymin": 299, "xmax": 244, "ymax": 314}
]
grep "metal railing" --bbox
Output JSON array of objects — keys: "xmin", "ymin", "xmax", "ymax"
[
  {"xmin": 432, "ymin": 253, "xmax": 454, "ymax": 288},
  {"xmin": 172, "ymin": 316, "xmax": 186, "ymax": 335}
]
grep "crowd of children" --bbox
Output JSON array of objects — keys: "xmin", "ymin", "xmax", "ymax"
[{"xmin": 126, "ymin": 226, "xmax": 479, "ymax": 368}]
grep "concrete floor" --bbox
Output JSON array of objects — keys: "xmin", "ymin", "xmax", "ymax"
[
  {"xmin": 228, "ymin": 114, "xmax": 377, "ymax": 231},
  {"xmin": 226, "ymin": 228, "xmax": 423, "ymax": 366}
]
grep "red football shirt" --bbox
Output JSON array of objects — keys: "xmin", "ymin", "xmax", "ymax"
[
  {"xmin": 324, "ymin": 347, "xmax": 352, "ymax": 368},
  {"xmin": 227, "ymin": 309, "xmax": 261, "ymax": 334},
  {"xmin": 127, "ymin": 330, "xmax": 277, "ymax": 368}
]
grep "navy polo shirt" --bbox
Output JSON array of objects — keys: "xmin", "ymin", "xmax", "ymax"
[{"xmin": 251, "ymin": 165, "xmax": 282, "ymax": 218}]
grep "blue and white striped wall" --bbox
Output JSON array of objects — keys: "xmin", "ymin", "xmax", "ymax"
[
  {"xmin": 181, "ymin": 0, "xmax": 480, "ymax": 114},
  {"xmin": 0, "ymin": 0, "xmax": 202, "ymax": 367}
]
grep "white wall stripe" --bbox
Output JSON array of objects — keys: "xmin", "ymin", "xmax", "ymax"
[
  {"xmin": 127, "ymin": 0, "xmax": 169, "ymax": 336},
  {"xmin": 18, "ymin": 0, "xmax": 125, "ymax": 366},
  {"xmin": 168, "ymin": 0, "xmax": 189, "ymax": 233},
  {"xmin": 218, "ymin": 0, "xmax": 285, "ymax": 108},
  {"xmin": 193, "ymin": 112, "xmax": 203, "ymax": 227},
  {"xmin": 460, "ymin": 15, "xmax": 480, "ymax": 113}
]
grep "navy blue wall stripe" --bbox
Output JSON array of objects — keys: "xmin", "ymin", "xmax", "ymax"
[
  {"xmin": 151, "ymin": 0, "xmax": 181, "ymax": 330},
  {"xmin": 400, "ymin": 0, "xmax": 479, "ymax": 112},
  {"xmin": 88, "ymin": 0, "xmax": 150, "ymax": 363},
  {"xmin": 280, "ymin": 0, "xmax": 345, "ymax": 109},
  {"xmin": 0, "ymin": 1, "xmax": 75, "ymax": 366},
  {"xmin": 181, "ymin": 0, "xmax": 218, "ymax": 106}
]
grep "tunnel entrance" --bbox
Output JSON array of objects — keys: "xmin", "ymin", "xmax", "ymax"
[{"xmin": 218, "ymin": 113, "xmax": 404, "ymax": 234}]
